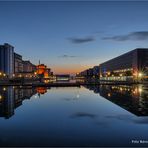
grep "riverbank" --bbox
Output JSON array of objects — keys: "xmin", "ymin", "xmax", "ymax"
[
  {"xmin": 0, "ymin": 82, "xmax": 81, "ymax": 87},
  {"xmin": 0, "ymin": 81, "xmax": 148, "ymax": 87},
  {"xmin": 0, "ymin": 77, "xmax": 148, "ymax": 86}
]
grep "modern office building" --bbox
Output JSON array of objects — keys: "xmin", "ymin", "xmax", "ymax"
[
  {"xmin": 23, "ymin": 60, "xmax": 35, "ymax": 72},
  {"xmin": 93, "ymin": 66, "xmax": 100, "ymax": 78},
  {"xmin": 77, "ymin": 66, "xmax": 100, "ymax": 78},
  {"xmin": 78, "ymin": 68, "xmax": 93, "ymax": 77},
  {"xmin": 22, "ymin": 60, "xmax": 36, "ymax": 77},
  {"xmin": 76, "ymin": 66, "xmax": 100, "ymax": 83},
  {"xmin": 100, "ymin": 48, "xmax": 148, "ymax": 82},
  {"xmin": 14, "ymin": 54, "xmax": 37, "ymax": 78},
  {"xmin": 0, "ymin": 43, "xmax": 14, "ymax": 78},
  {"xmin": 14, "ymin": 52, "xmax": 23, "ymax": 76}
]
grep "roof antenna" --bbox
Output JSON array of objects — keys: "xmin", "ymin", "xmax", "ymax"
[{"xmin": 39, "ymin": 60, "xmax": 40, "ymax": 65}]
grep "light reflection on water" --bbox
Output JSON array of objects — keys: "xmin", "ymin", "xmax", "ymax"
[{"xmin": 0, "ymin": 85, "xmax": 148, "ymax": 147}]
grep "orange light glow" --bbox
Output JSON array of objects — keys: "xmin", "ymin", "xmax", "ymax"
[
  {"xmin": 36, "ymin": 87, "xmax": 47, "ymax": 94},
  {"xmin": 36, "ymin": 64, "xmax": 47, "ymax": 75},
  {"xmin": 52, "ymin": 64, "xmax": 91, "ymax": 75},
  {"xmin": 36, "ymin": 64, "xmax": 50, "ymax": 78}
]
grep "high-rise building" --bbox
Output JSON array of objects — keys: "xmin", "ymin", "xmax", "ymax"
[{"xmin": 0, "ymin": 43, "xmax": 14, "ymax": 78}]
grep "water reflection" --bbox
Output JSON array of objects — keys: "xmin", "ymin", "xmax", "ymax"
[
  {"xmin": 0, "ymin": 84, "xmax": 148, "ymax": 120},
  {"xmin": 84, "ymin": 84, "xmax": 148, "ymax": 116},
  {"xmin": 0, "ymin": 85, "xmax": 148, "ymax": 146},
  {"xmin": 0, "ymin": 86, "xmax": 48, "ymax": 119}
]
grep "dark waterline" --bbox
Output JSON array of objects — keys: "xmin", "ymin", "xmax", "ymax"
[{"xmin": 0, "ymin": 85, "xmax": 148, "ymax": 147}]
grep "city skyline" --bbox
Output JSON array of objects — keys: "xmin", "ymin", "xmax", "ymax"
[{"xmin": 0, "ymin": 1, "xmax": 148, "ymax": 74}]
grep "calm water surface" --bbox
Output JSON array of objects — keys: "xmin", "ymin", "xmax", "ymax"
[{"xmin": 0, "ymin": 85, "xmax": 148, "ymax": 147}]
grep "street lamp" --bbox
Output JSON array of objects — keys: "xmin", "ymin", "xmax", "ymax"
[
  {"xmin": 0, "ymin": 95, "xmax": 2, "ymax": 100},
  {"xmin": 138, "ymin": 72, "xmax": 143, "ymax": 77},
  {"xmin": 120, "ymin": 74, "xmax": 123, "ymax": 77},
  {"xmin": 139, "ymin": 87, "xmax": 142, "ymax": 93},
  {"xmin": 3, "ymin": 87, "xmax": 6, "ymax": 91},
  {"xmin": 137, "ymin": 72, "xmax": 143, "ymax": 83}
]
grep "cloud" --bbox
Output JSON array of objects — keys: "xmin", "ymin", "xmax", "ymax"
[
  {"xmin": 68, "ymin": 36, "xmax": 95, "ymax": 44},
  {"xmin": 62, "ymin": 97, "xmax": 79, "ymax": 101},
  {"xmin": 94, "ymin": 121, "xmax": 109, "ymax": 128},
  {"xmin": 105, "ymin": 114, "xmax": 148, "ymax": 125},
  {"xmin": 59, "ymin": 55, "xmax": 78, "ymax": 58},
  {"xmin": 105, "ymin": 114, "xmax": 132, "ymax": 122},
  {"xmin": 102, "ymin": 31, "xmax": 148, "ymax": 41},
  {"xmin": 70, "ymin": 112, "xmax": 97, "ymax": 119},
  {"xmin": 133, "ymin": 118, "xmax": 148, "ymax": 124}
]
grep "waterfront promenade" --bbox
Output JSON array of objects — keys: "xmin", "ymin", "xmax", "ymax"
[{"xmin": 0, "ymin": 80, "xmax": 147, "ymax": 87}]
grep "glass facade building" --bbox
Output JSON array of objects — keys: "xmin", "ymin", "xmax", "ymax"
[
  {"xmin": 0, "ymin": 43, "xmax": 14, "ymax": 78},
  {"xmin": 100, "ymin": 48, "xmax": 148, "ymax": 82}
]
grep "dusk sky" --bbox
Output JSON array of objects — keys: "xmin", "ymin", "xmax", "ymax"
[{"xmin": 0, "ymin": 1, "xmax": 148, "ymax": 74}]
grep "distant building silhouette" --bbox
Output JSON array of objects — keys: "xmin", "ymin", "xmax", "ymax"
[{"xmin": 55, "ymin": 74, "xmax": 70, "ymax": 81}]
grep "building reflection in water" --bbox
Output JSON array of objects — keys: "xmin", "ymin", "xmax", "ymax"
[
  {"xmin": 0, "ymin": 86, "xmax": 15, "ymax": 119},
  {"xmin": 36, "ymin": 87, "xmax": 48, "ymax": 98},
  {"xmin": 0, "ymin": 86, "xmax": 48, "ymax": 119},
  {"xmin": 84, "ymin": 84, "xmax": 148, "ymax": 116},
  {"xmin": 1, "ymin": 85, "xmax": 148, "ymax": 119}
]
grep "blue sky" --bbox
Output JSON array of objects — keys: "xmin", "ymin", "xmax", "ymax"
[{"xmin": 0, "ymin": 1, "xmax": 148, "ymax": 74}]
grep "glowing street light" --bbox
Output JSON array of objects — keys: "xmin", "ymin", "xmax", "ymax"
[
  {"xmin": 139, "ymin": 87, "xmax": 142, "ymax": 93},
  {"xmin": 120, "ymin": 74, "xmax": 123, "ymax": 77},
  {"xmin": 107, "ymin": 93, "xmax": 111, "ymax": 97},
  {"xmin": 138, "ymin": 72, "xmax": 143, "ymax": 77},
  {"xmin": 3, "ymin": 87, "xmax": 6, "ymax": 91},
  {"xmin": 0, "ymin": 95, "xmax": 2, "ymax": 100}
]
